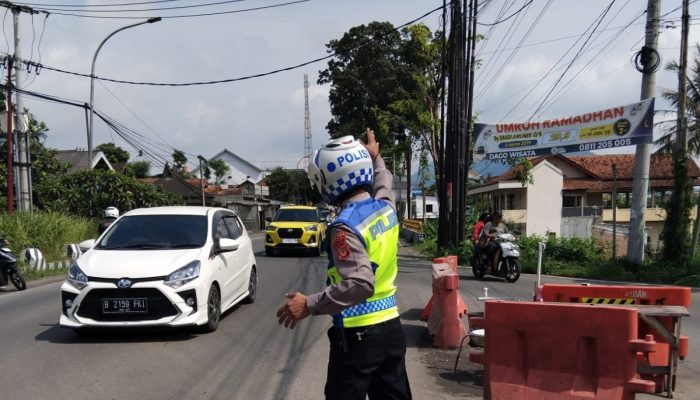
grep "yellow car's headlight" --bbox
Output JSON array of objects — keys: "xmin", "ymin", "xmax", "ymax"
[
  {"xmin": 266, "ymin": 225, "xmax": 277, "ymax": 231},
  {"xmin": 305, "ymin": 225, "xmax": 318, "ymax": 231}
]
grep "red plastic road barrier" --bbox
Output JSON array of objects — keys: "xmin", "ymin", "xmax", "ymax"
[
  {"xmin": 427, "ymin": 263, "xmax": 467, "ymax": 349},
  {"xmin": 540, "ymin": 284, "xmax": 691, "ymax": 307},
  {"xmin": 470, "ymin": 301, "xmax": 656, "ymax": 400},
  {"xmin": 434, "ymin": 255, "xmax": 458, "ymax": 273},
  {"xmin": 421, "ymin": 256, "xmax": 467, "ymax": 321},
  {"xmin": 541, "ymin": 284, "xmax": 691, "ymax": 393}
]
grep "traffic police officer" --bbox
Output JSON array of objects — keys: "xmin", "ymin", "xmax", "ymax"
[{"xmin": 276, "ymin": 129, "xmax": 412, "ymax": 399}]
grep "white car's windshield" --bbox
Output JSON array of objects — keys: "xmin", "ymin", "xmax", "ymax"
[
  {"xmin": 96, "ymin": 215, "xmax": 208, "ymax": 250},
  {"xmin": 273, "ymin": 209, "xmax": 318, "ymax": 222}
]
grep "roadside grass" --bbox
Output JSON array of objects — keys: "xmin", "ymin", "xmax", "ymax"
[
  {"xmin": 0, "ymin": 211, "xmax": 96, "ymax": 281},
  {"xmin": 411, "ymin": 227, "xmax": 700, "ymax": 287}
]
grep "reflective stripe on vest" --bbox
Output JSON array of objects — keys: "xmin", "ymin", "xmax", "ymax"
[{"xmin": 328, "ymin": 197, "xmax": 400, "ymax": 328}]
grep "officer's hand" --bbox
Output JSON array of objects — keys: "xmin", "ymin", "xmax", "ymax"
[
  {"xmin": 361, "ymin": 128, "xmax": 379, "ymax": 160},
  {"xmin": 276, "ymin": 292, "xmax": 310, "ymax": 329}
]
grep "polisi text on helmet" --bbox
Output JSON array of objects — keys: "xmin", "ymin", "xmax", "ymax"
[{"xmin": 337, "ymin": 149, "xmax": 370, "ymax": 167}]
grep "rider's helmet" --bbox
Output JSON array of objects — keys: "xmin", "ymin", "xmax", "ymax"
[
  {"xmin": 104, "ymin": 206, "xmax": 119, "ymax": 219},
  {"xmin": 307, "ymin": 136, "xmax": 374, "ymax": 204}
]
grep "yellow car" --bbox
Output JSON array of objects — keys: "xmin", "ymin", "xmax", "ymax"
[{"xmin": 265, "ymin": 206, "xmax": 327, "ymax": 257}]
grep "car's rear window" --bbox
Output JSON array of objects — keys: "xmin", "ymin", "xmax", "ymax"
[
  {"xmin": 96, "ymin": 215, "xmax": 208, "ymax": 250},
  {"xmin": 273, "ymin": 209, "xmax": 318, "ymax": 222}
]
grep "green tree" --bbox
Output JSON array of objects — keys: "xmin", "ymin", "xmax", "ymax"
[
  {"xmin": 266, "ymin": 167, "xmax": 320, "ymax": 204},
  {"xmin": 124, "ymin": 160, "xmax": 151, "ymax": 178},
  {"xmin": 96, "ymin": 143, "xmax": 130, "ymax": 164},
  {"xmin": 653, "ymin": 45, "xmax": 700, "ymax": 263},
  {"xmin": 0, "ymin": 112, "xmax": 68, "ymax": 210},
  {"xmin": 208, "ymin": 159, "xmax": 230, "ymax": 184},
  {"xmin": 319, "ymin": 22, "xmax": 446, "ymax": 183},
  {"xmin": 266, "ymin": 167, "xmax": 293, "ymax": 201},
  {"xmin": 172, "ymin": 149, "xmax": 187, "ymax": 169},
  {"xmin": 34, "ymin": 169, "xmax": 182, "ymax": 217}
]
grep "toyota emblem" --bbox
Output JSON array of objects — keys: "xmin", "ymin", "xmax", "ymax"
[{"xmin": 117, "ymin": 278, "xmax": 132, "ymax": 289}]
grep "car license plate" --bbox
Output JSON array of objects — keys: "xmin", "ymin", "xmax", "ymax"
[
  {"xmin": 282, "ymin": 239, "xmax": 298, "ymax": 244},
  {"xmin": 102, "ymin": 298, "xmax": 148, "ymax": 314}
]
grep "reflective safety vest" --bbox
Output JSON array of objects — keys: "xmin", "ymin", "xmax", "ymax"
[{"xmin": 327, "ymin": 197, "xmax": 400, "ymax": 328}]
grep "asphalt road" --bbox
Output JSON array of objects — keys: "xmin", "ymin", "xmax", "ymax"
[{"xmin": 0, "ymin": 237, "xmax": 697, "ymax": 400}]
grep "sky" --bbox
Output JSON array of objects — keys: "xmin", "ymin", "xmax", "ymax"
[{"xmin": 3, "ymin": 0, "xmax": 700, "ymax": 179}]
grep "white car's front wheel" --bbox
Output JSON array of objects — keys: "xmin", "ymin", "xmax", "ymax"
[
  {"xmin": 203, "ymin": 284, "xmax": 221, "ymax": 332},
  {"xmin": 243, "ymin": 267, "xmax": 257, "ymax": 304}
]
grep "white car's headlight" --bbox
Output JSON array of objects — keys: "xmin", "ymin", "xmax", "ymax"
[
  {"xmin": 68, "ymin": 263, "xmax": 88, "ymax": 290},
  {"xmin": 305, "ymin": 225, "xmax": 318, "ymax": 231},
  {"xmin": 164, "ymin": 261, "xmax": 201, "ymax": 289}
]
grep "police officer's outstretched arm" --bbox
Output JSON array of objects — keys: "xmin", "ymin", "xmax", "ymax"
[{"xmin": 361, "ymin": 128, "xmax": 395, "ymax": 208}]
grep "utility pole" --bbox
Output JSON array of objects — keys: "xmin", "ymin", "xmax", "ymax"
[
  {"xmin": 612, "ymin": 164, "xmax": 618, "ymax": 259},
  {"xmin": 0, "ymin": 1, "xmax": 39, "ymax": 211},
  {"xmin": 198, "ymin": 155, "xmax": 207, "ymax": 206},
  {"xmin": 627, "ymin": 0, "xmax": 660, "ymax": 264},
  {"xmin": 437, "ymin": 0, "xmax": 449, "ymax": 248},
  {"xmin": 5, "ymin": 57, "xmax": 14, "ymax": 214}
]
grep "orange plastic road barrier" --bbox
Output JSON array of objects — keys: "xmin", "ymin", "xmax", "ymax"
[
  {"xmin": 421, "ymin": 256, "xmax": 467, "ymax": 321},
  {"xmin": 426, "ymin": 263, "xmax": 468, "ymax": 349},
  {"xmin": 434, "ymin": 255, "xmax": 458, "ymax": 273},
  {"xmin": 541, "ymin": 284, "xmax": 691, "ymax": 393},
  {"xmin": 469, "ymin": 301, "xmax": 656, "ymax": 400},
  {"xmin": 540, "ymin": 284, "xmax": 691, "ymax": 307}
]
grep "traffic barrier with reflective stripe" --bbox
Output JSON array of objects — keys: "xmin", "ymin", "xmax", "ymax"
[
  {"xmin": 426, "ymin": 263, "xmax": 467, "ymax": 349},
  {"xmin": 469, "ymin": 301, "xmax": 656, "ymax": 400},
  {"xmin": 540, "ymin": 284, "xmax": 692, "ymax": 393}
]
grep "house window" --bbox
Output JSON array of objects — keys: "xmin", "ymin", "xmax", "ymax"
[
  {"xmin": 563, "ymin": 195, "xmax": 582, "ymax": 208},
  {"xmin": 506, "ymin": 194, "xmax": 515, "ymax": 210},
  {"xmin": 426, "ymin": 204, "xmax": 434, "ymax": 213},
  {"xmin": 602, "ymin": 192, "xmax": 631, "ymax": 208}
]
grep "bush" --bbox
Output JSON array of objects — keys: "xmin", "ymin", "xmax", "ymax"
[{"xmin": 0, "ymin": 211, "xmax": 97, "ymax": 262}]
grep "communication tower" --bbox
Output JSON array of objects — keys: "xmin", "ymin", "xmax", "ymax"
[{"xmin": 303, "ymin": 74, "xmax": 312, "ymax": 170}]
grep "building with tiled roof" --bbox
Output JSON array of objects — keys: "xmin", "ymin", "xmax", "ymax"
[{"xmin": 470, "ymin": 153, "xmax": 700, "ymax": 247}]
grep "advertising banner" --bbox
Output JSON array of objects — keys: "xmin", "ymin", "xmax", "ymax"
[{"xmin": 473, "ymin": 98, "xmax": 654, "ymax": 161}]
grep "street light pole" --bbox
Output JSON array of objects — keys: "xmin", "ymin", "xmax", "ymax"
[{"xmin": 88, "ymin": 17, "xmax": 161, "ymax": 166}]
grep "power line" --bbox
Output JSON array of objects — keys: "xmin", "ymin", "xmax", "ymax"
[
  {"xmin": 527, "ymin": 0, "xmax": 617, "ymax": 121},
  {"xmin": 475, "ymin": 0, "xmax": 552, "ymax": 102},
  {"xmin": 97, "ymin": 80, "xmax": 173, "ymax": 152},
  {"xmin": 31, "ymin": 0, "xmax": 310, "ymax": 20},
  {"xmin": 0, "ymin": 3, "xmax": 448, "ymax": 87},
  {"xmin": 475, "ymin": 1, "xmax": 530, "ymax": 98},
  {"xmin": 477, "ymin": 0, "xmax": 533, "ymax": 26},
  {"xmin": 535, "ymin": 2, "xmax": 644, "ymax": 116},
  {"xmin": 15, "ymin": 0, "xmax": 180, "ymax": 7},
  {"xmin": 28, "ymin": 0, "xmax": 250, "ymax": 13}
]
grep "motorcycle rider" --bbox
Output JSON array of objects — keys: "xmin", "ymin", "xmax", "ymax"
[
  {"xmin": 98, "ymin": 207, "xmax": 119, "ymax": 235},
  {"xmin": 479, "ymin": 210, "xmax": 508, "ymax": 272}
]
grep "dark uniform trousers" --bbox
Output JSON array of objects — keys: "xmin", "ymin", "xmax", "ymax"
[{"xmin": 324, "ymin": 317, "xmax": 412, "ymax": 400}]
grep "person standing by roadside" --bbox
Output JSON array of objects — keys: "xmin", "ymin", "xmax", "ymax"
[
  {"xmin": 276, "ymin": 129, "xmax": 412, "ymax": 400},
  {"xmin": 98, "ymin": 206, "xmax": 119, "ymax": 235}
]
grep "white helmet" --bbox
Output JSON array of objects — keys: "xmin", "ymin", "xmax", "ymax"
[
  {"xmin": 104, "ymin": 206, "xmax": 119, "ymax": 219},
  {"xmin": 307, "ymin": 135, "xmax": 374, "ymax": 204}
]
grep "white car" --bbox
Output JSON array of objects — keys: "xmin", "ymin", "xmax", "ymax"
[{"xmin": 60, "ymin": 206, "xmax": 257, "ymax": 333}]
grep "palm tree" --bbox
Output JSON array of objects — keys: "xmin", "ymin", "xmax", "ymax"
[
  {"xmin": 654, "ymin": 44, "xmax": 700, "ymax": 155},
  {"xmin": 654, "ymin": 44, "xmax": 700, "ymax": 260}
]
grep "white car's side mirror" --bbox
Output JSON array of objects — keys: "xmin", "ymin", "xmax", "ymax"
[
  {"xmin": 218, "ymin": 238, "xmax": 239, "ymax": 252},
  {"xmin": 78, "ymin": 239, "xmax": 96, "ymax": 253}
]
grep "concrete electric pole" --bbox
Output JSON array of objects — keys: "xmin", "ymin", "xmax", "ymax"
[{"xmin": 627, "ymin": 0, "xmax": 660, "ymax": 264}]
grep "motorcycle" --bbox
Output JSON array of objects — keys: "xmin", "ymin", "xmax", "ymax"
[
  {"xmin": 0, "ymin": 238, "xmax": 27, "ymax": 291},
  {"xmin": 471, "ymin": 233, "xmax": 521, "ymax": 283}
]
